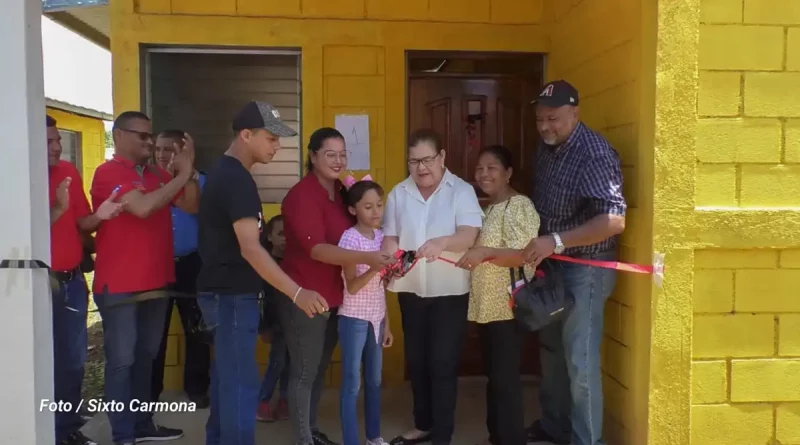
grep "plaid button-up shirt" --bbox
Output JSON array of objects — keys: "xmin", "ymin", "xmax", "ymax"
[{"xmin": 531, "ymin": 122, "xmax": 627, "ymax": 256}]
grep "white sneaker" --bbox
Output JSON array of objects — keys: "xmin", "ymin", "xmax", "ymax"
[{"xmin": 366, "ymin": 438, "xmax": 390, "ymax": 445}]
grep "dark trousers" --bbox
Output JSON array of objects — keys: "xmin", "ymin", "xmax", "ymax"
[
  {"xmin": 479, "ymin": 320, "xmax": 526, "ymax": 445},
  {"xmin": 152, "ymin": 252, "xmax": 211, "ymax": 400},
  {"xmin": 278, "ymin": 296, "xmax": 339, "ymax": 445},
  {"xmin": 398, "ymin": 292, "xmax": 469, "ymax": 445},
  {"xmin": 52, "ymin": 273, "xmax": 89, "ymax": 443}
]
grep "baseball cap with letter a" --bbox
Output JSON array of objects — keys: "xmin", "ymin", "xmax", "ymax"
[{"xmin": 531, "ymin": 80, "xmax": 580, "ymax": 108}]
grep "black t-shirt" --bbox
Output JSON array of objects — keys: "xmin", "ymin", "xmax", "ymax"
[{"xmin": 197, "ymin": 155, "xmax": 263, "ymax": 294}]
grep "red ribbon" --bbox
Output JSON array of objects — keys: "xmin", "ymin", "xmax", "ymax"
[{"xmin": 381, "ymin": 249, "xmax": 656, "ymax": 280}]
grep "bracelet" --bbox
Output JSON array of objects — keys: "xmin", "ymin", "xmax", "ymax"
[{"xmin": 293, "ymin": 287, "xmax": 302, "ymax": 303}]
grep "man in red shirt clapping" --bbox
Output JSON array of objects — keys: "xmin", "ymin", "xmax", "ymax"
[
  {"xmin": 47, "ymin": 115, "xmax": 122, "ymax": 445},
  {"xmin": 89, "ymin": 111, "xmax": 200, "ymax": 445}
]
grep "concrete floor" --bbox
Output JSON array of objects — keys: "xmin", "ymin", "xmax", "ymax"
[{"xmin": 82, "ymin": 377, "xmax": 542, "ymax": 445}]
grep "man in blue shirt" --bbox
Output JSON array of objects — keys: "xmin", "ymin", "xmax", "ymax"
[
  {"xmin": 151, "ymin": 129, "xmax": 211, "ymax": 408},
  {"xmin": 523, "ymin": 81, "xmax": 626, "ymax": 445}
]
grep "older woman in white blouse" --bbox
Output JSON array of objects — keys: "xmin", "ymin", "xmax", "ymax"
[{"xmin": 382, "ymin": 129, "xmax": 483, "ymax": 445}]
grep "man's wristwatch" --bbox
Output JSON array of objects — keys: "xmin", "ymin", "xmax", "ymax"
[{"xmin": 552, "ymin": 233, "xmax": 565, "ymax": 254}]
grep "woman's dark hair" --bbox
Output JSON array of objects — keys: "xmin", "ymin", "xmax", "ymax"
[
  {"xmin": 158, "ymin": 129, "xmax": 185, "ymax": 142},
  {"xmin": 346, "ymin": 180, "xmax": 385, "ymax": 207},
  {"xmin": 260, "ymin": 214, "xmax": 284, "ymax": 251},
  {"xmin": 408, "ymin": 128, "xmax": 443, "ymax": 154},
  {"xmin": 306, "ymin": 127, "xmax": 345, "ymax": 173},
  {"xmin": 478, "ymin": 144, "xmax": 515, "ymax": 172}
]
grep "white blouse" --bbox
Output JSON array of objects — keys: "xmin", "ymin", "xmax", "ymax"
[{"xmin": 382, "ymin": 169, "xmax": 483, "ymax": 298}]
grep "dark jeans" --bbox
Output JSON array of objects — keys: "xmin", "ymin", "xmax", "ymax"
[
  {"xmin": 278, "ymin": 296, "xmax": 339, "ymax": 445},
  {"xmin": 259, "ymin": 329, "xmax": 290, "ymax": 402},
  {"xmin": 537, "ymin": 250, "xmax": 618, "ymax": 445},
  {"xmin": 152, "ymin": 252, "xmax": 210, "ymax": 400},
  {"xmin": 94, "ymin": 292, "xmax": 169, "ymax": 444},
  {"xmin": 398, "ymin": 293, "xmax": 469, "ymax": 445},
  {"xmin": 479, "ymin": 320, "xmax": 525, "ymax": 445},
  {"xmin": 200, "ymin": 293, "xmax": 261, "ymax": 445},
  {"xmin": 52, "ymin": 273, "xmax": 88, "ymax": 443}
]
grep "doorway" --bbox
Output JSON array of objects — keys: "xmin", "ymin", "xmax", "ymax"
[{"xmin": 406, "ymin": 51, "xmax": 544, "ymax": 377}]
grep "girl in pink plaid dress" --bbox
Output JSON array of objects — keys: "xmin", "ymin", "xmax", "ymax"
[{"xmin": 337, "ymin": 178, "xmax": 395, "ymax": 445}]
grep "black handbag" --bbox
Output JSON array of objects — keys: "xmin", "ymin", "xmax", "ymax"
[
  {"xmin": 495, "ymin": 197, "xmax": 574, "ymax": 331},
  {"xmin": 509, "ymin": 259, "xmax": 574, "ymax": 331}
]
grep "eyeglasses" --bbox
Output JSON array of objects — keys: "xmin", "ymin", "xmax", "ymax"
[
  {"xmin": 116, "ymin": 128, "xmax": 154, "ymax": 142},
  {"xmin": 408, "ymin": 152, "xmax": 440, "ymax": 169},
  {"xmin": 323, "ymin": 150, "xmax": 349, "ymax": 162}
]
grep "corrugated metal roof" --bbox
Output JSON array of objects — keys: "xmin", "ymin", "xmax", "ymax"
[
  {"xmin": 45, "ymin": 97, "xmax": 113, "ymax": 121},
  {"xmin": 42, "ymin": 0, "xmax": 107, "ymax": 13}
]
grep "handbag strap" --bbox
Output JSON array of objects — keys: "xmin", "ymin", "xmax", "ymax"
[{"xmin": 497, "ymin": 197, "xmax": 528, "ymax": 287}]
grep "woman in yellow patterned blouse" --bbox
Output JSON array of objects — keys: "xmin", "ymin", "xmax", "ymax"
[{"xmin": 455, "ymin": 145, "xmax": 540, "ymax": 445}]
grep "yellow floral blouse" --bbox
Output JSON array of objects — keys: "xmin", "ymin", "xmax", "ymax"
[{"xmin": 468, "ymin": 194, "xmax": 541, "ymax": 324}]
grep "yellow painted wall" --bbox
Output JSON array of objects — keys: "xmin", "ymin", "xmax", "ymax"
[
  {"xmin": 45, "ymin": 107, "xmax": 107, "ymax": 194},
  {"xmin": 687, "ymin": 1, "xmax": 800, "ymax": 444},
  {"xmin": 106, "ymin": 1, "xmax": 800, "ymax": 444},
  {"xmin": 110, "ymin": 0, "xmax": 549, "ymax": 389}
]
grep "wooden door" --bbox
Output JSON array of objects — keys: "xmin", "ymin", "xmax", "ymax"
[{"xmin": 408, "ymin": 73, "xmax": 542, "ymax": 377}]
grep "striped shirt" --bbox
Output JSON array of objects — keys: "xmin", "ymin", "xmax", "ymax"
[
  {"xmin": 531, "ymin": 122, "xmax": 627, "ymax": 255},
  {"xmin": 337, "ymin": 227, "xmax": 386, "ymax": 343}
]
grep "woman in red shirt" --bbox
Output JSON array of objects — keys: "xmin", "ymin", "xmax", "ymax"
[{"xmin": 279, "ymin": 127, "xmax": 395, "ymax": 445}]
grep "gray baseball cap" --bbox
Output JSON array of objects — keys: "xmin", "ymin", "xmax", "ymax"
[{"xmin": 232, "ymin": 101, "xmax": 297, "ymax": 137}]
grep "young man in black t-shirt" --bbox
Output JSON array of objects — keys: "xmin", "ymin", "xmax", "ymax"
[{"xmin": 196, "ymin": 101, "xmax": 328, "ymax": 445}]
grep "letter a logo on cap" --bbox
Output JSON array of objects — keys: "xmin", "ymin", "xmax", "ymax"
[
  {"xmin": 271, "ymin": 109, "xmax": 280, "ymax": 118},
  {"xmin": 540, "ymin": 84, "xmax": 554, "ymax": 97}
]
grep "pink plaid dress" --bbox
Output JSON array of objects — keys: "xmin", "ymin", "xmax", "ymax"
[{"xmin": 337, "ymin": 227, "xmax": 386, "ymax": 343}]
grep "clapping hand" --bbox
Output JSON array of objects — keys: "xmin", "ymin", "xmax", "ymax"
[
  {"xmin": 55, "ymin": 177, "xmax": 71, "ymax": 211},
  {"xmin": 94, "ymin": 188, "xmax": 124, "ymax": 221}
]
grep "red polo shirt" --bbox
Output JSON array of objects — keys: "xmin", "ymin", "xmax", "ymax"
[
  {"xmin": 281, "ymin": 174, "xmax": 354, "ymax": 308},
  {"xmin": 90, "ymin": 156, "xmax": 181, "ymax": 294},
  {"xmin": 49, "ymin": 161, "xmax": 91, "ymax": 272}
]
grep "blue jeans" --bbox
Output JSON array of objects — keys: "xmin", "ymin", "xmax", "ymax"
[
  {"xmin": 199, "ymin": 293, "xmax": 260, "ymax": 445},
  {"xmin": 338, "ymin": 315, "xmax": 384, "ymax": 445},
  {"xmin": 52, "ymin": 274, "xmax": 89, "ymax": 443},
  {"xmin": 259, "ymin": 330, "xmax": 290, "ymax": 402},
  {"xmin": 537, "ymin": 250, "xmax": 618, "ymax": 445},
  {"xmin": 94, "ymin": 292, "xmax": 170, "ymax": 443}
]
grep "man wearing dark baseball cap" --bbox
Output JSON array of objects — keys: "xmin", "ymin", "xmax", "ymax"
[
  {"xmin": 231, "ymin": 101, "xmax": 299, "ymax": 139},
  {"xmin": 196, "ymin": 101, "xmax": 327, "ymax": 445},
  {"xmin": 531, "ymin": 79, "xmax": 580, "ymax": 108},
  {"xmin": 523, "ymin": 81, "xmax": 627, "ymax": 445}
]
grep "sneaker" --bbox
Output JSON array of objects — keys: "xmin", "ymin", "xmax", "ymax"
[
  {"xmin": 526, "ymin": 422, "xmax": 569, "ymax": 445},
  {"xmin": 312, "ymin": 430, "xmax": 340, "ymax": 445},
  {"xmin": 60, "ymin": 431, "xmax": 97, "ymax": 445},
  {"xmin": 134, "ymin": 424, "xmax": 184, "ymax": 442},
  {"xmin": 276, "ymin": 399, "xmax": 290, "ymax": 420},
  {"xmin": 256, "ymin": 401, "xmax": 275, "ymax": 422},
  {"xmin": 367, "ymin": 438, "xmax": 390, "ymax": 445}
]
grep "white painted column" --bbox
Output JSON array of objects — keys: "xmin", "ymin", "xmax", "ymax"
[{"xmin": 0, "ymin": 0, "xmax": 55, "ymax": 444}]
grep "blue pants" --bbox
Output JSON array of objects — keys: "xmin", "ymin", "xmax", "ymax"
[
  {"xmin": 537, "ymin": 251, "xmax": 618, "ymax": 445},
  {"xmin": 198, "ymin": 293, "xmax": 260, "ymax": 445},
  {"xmin": 52, "ymin": 274, "xmax": 89, "ymax": 443},
  {"xmin": 259, "ymin": 330, "xmax": 290, "ymax": 403},
  {"xmin": 338, "ymin": 315, "xmax": 384, "ymax": 445},
  {"xmin": 94, "ymin": 292, "xmax": 169, "ymax": 443}
]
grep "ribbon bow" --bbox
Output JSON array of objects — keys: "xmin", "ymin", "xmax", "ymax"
[{"xmin": 343, "ymin": 173, "xmax": 373, "ymax": 189}]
